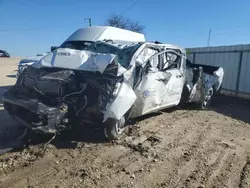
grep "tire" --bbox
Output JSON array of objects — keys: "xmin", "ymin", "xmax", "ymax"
[
  {"xmin": 201, "ymin": 87, "xmax": 214, "ymax": 109},
  {"xmin": 179, "ymin": 84, "xmax": 190, "ymax": 106},
  {"xmin": 104, "ymin": 117, "xmax": 126, "ymax": 140}
]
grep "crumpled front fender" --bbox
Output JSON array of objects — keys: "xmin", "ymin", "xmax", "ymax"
[{"xmin": 102, "ymin": 80, "xmax": 137, "ymax": 122}]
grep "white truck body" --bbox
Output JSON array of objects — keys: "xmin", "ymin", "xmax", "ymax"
[
  {"xmin": 4, "ymin": 29, "xmax": 224, "ymax": 140},
  {"xmin": 65, "ymin": 26, "xmax": 145, "ymax": 42}
]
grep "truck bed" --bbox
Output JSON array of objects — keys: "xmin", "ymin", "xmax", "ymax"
[{"xmin": 186, "ymin": 60, "xmax": 220, "ymax": 74}]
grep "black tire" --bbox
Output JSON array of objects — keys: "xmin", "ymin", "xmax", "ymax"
[
  {"xmin": 201, "ymin": 87, "xmax": 214, "ymax": 109},
  {"xmin": 179, "ymin": 84, "xmax": 190, "ymax": 106},
  {"xmin": 104, "ymin": 117, "xmax": 126, "ymax": 140}
]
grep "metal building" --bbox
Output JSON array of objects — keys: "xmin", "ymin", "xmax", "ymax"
[{"xmin": 186, "ymin": 44, "xmax": 250, "ymax": 99}]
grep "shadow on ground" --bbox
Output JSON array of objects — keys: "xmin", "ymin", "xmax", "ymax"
[
  {"xmin": 0, "ymin": 109, "xmax": 26, "ymax": 155},
  {"xmin": 0, "ymin": 106, "xmax": 109, "ymax": 152},
  {"xmin": 176, "ymin": 94, "xmax": 250, "ymax": 124},
  {"xmin": 21, "ymin": 123, "xmax": 108, "ymax": 151},
  {"xmin": 211, "ymin": 95, "xmax": 250, "ymax": 124},
  {"xmin": 157, "ymin": 93, "xmax": 250, "ymax": 125}
]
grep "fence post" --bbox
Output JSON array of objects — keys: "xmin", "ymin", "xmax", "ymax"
[
  {"xmin": 236, "ymin": 52, "xmax": 243, "ymax": 95},
  {"xmin": 192, "ymin": 53, "xmax": 196, "ymax": 63}
]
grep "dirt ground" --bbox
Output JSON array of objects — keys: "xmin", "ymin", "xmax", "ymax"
[{"xmin": 1, "ymin": 58, "xmax": 250, "ymax": 188}]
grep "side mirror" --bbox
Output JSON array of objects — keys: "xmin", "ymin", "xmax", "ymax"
[{"xmin": 51, "ymin": 46, "xmax": 59, "ymax": 52}]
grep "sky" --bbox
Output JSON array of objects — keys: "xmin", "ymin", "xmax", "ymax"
[{"xmin": 1, "ymin": 0, "xmax": 250, "ymax": 57}]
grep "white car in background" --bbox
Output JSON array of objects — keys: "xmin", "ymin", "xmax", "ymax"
[{"xmin": 17, "ymin": 53, "xmax": 48, "ymax": 79}]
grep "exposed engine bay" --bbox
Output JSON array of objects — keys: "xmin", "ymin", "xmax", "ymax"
[{"xmin": 4, "ymin": 65, "xmax": 121, "ymax": 133}]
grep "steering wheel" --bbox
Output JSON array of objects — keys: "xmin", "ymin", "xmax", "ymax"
[{"xmin": 162, "ymin": 60, "xmax": 176, "ymax": 71}]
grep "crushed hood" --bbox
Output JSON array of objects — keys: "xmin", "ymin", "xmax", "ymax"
[{"xmin": 32, "ymin": 48, "xmax": 117, "ymax": 73}]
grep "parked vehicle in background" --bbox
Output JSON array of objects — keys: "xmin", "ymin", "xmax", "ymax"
[
  {"xmin": 0, "ymin": 50, "xmax": 10, "ymax": 58},
  {"xmin": 3, "ymin": 27, "xmax": 223, "ymax": 140},
  {"xmin": 16, "ymin": 53, "xmax": 48, "ymax": 79}
]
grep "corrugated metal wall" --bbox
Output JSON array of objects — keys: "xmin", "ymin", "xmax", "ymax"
[{"xmin": 187, "ymin": 44, "xmax": 250, "ymax": 99}]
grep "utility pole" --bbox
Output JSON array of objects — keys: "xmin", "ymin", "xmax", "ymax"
[
  {"xmin": 207, "ymin": 29, "xmax": 211, "ymax": 46},
  {"xmin": 84, "ymin": 17, "xmax": 92, "ymax": 27}
]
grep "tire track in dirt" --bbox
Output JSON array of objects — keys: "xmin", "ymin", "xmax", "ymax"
[
  {"xmin": 121, "ymin": 109, "xmax": 235, "ymax": 188},
  {"xmin": 131, "ymin": 109, "xmax": 249, "ymax": 188},
  {"xmin": 73, "ymin": 109, "xmax": 201, "ymax": 188},
  {"xmin": 170, "ymin": 111, "xmax": 250, "ymax": 188},
  {"xmin": 239, "ymin": 158, "xmax": 250, "ymax": 188},
  {"xmin": 106, "ymin": 110, "xmax": 212, "ymax": 188},
  {"xmin": 156, "ymin": 116, "xmax": 214, "ymax": 187},
  {"xmin": 84, "ymin": 109, "xmax": 202, "ymax": 188}
]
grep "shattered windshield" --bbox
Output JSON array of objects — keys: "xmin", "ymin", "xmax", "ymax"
[
  {"xmin": 85, "ymin": 42, "xmax": 141, "ymax": 68},
  {"xmin": 60, "ymin": 41, "xmax": 93, "ymax": 50}
]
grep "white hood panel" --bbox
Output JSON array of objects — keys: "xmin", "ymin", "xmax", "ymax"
[{"xmin": 33, "ymin": 48, "xmax": 116, "ymax": 73}]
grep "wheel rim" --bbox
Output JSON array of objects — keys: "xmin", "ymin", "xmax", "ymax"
[
  {"xmin": 115, "ymin": 122, "xmax": 122, "ymax": 134},
  {"xmin": 203, "ymin": 88, "xmax": 213, "ymax": 107},
  {"xmin": 115, "ymin": 117, "xmax": 125, "ymax": 135}
]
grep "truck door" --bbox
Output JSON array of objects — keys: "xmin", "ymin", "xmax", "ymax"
[
  {"xmin": 132, "ymin": 50, "xmax": 170, "ymax": 117},
  {"xmin": 131, "ymin": 48, "xmax": 185, "ymax": 117},
  {"xmin": 160, "ymin": 51, "xmax": 185, "ymax": 108}
]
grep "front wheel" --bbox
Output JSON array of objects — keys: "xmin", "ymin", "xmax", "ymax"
[
  {"xmin": 201, "ymin": 87, "xmax": 214, "ymax": 109},
  {"xmin": 104, "ymin": 117, "xmax": 126, "ymax": 140}
]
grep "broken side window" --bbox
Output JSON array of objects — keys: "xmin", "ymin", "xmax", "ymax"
[
  {"xmin": 135, "ymin": 47, "xmax": 158, "ymax": 66},
  {"xmin": 149, "ymin": 55, "xmax": 159, "ymax": 69},
  {"xmin": 60, "ymin": 41, "xmax": 93, "ymax": 50},
  {"xmin": 162, "ymin": 51, "xmax": 181, "ymax": 71},
  {"xmin": 134, "ymin": 47, "xmax": 158, "ymax": 88},
  {"xmin": 138, "ymin": 48, "xmax": 183, "ymax": 73}
]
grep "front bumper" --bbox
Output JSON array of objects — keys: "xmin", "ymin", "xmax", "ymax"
[{"xmin": 3, "ymin": 89, "xmax": 68, "ymax": 133}]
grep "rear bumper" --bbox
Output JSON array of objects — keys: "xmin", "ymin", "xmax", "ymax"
[{"xmin": 3, "ymin": 89, "xmax": 68, "ymax": 133}]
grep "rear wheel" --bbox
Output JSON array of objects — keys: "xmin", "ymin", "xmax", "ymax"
[
  {"xmin": 104, "ymin": 117, "xmax": 126, "ymax": 140},
  {"xmin": 201, "ymin": 87, "xmax": 214, "ymax": 109}
]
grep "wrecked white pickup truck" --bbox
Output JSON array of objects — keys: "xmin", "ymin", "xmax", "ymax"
[{"xmin": 3, "ymin": 40, "xmax": 224, "ymax": 139}]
